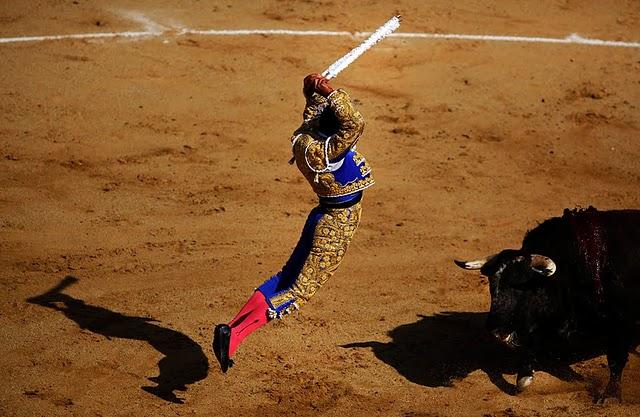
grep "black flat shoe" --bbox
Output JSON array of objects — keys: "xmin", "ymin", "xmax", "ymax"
[{"xmin": 213, "ymin": 324, "xmax": 233, "ymax": 373}]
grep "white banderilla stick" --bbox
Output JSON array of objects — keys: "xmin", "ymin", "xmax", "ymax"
[{"xmin": 322, "ymin": 15, "xmax": 401, "ymax": 80}]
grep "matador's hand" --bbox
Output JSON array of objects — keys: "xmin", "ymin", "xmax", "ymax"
[{"xmin": 303, "ymin": 73, "xmax": 335, "ymax": 98}]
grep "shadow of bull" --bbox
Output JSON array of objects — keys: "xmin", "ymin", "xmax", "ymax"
[{"xmin": 342, "ymin": 312, "xmax": 589, "ymax": 395}]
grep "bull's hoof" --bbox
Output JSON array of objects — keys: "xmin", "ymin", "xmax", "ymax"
[
  {"xmin": 516, "ymin": 375, "xmax": 534, "ymax": 392},
  {"xmin": 596, "ymin": 380, "xmax": 622, "ymax": 405},
  {"xmin": 596, "ymin": 388, "xmax": 622, "ymax": 405},
  {"xmin": 596, "ymin": 395, "xmax": 622, "ymax": 405}
]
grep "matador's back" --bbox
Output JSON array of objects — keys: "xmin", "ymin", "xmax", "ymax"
[{"xmin": 291, "ymin": 89, "xmax": 373, "ymax": 206}]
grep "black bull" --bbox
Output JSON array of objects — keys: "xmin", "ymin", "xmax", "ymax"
[{"xmin": 455, "ymin": 207, "xmax": 640, "ymax": 402}]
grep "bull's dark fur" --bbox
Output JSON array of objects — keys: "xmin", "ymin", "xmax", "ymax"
[
  {"xmin": 522, "ymin": 207, "xmax": 640, "ymax": 331},
  {"xmin": 465, "ymin": 207, "xmax": 640, "ymax": 402}
]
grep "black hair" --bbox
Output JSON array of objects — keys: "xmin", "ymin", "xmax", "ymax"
[{"xmin": 317, "ymin": 107, "xmax": 341, "ymax": 137}]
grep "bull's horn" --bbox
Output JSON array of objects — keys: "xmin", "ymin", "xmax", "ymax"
[
  {"xmin": 530, "ymin": 255, "xmax": 556, "ymax": 276},
  {"xmin": 454, "ymin": 255, "xmax": 495, "ymax": 270}
]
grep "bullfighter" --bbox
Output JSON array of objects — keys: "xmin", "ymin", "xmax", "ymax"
[{"xmin": 212, "ymin": 73, "xmax": 373, "ymax": 372}]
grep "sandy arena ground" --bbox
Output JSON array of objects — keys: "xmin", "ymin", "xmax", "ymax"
[{"xmin": 1, "ymin": 1, "xmax": 640, "ymax": 416}]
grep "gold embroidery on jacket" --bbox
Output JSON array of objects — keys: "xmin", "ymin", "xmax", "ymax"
[
  {"xmin": 316, "ymin": 174, "xmax": 375, "ymax": 197},
  {"xmin": 353, "ymin": 150, "xmax": 372, "ymax": 176},
  {"xmin": 291, "ymin": 89, "xmax": 373, "ymax": 197}
]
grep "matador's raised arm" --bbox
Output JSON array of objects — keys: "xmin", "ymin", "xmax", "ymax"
[
  {"xmin": 322, "ymin": 89, "xmax": 364, "ymax": 162},
  {"xmin": 297, "ymin": 74, "xmax": 364, "ymax": 166},
  {"xmin": 302, "ymin": 92, "xmax": 327, "ymax": 123},
  {"xmin": 300, "ymin": 88, "xmax": 364, "ymax": 168}
]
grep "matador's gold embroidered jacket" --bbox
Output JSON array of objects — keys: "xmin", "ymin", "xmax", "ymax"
[
  {"xmin": 291, "ymin": 89, "xmax": 374, "ymax": 198},
  {"xmin": 256, "ymin": 89, "xmax": 372, "ymax": 319}
]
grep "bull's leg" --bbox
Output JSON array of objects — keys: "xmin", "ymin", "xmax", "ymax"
[
  {"xmin": 515, "ymin": 329, "xmax": 538, "ymax": 393},
  {"xmin": 597, "ymin": 350, "xmax": 627, "ymax": 403},
  {"xmin": 597, "ymin": 325, "xmax": 630, "ymax": 404},
  {"xmin": 516, "ymin": 352, "xmax": 535, "ymax": 392}
]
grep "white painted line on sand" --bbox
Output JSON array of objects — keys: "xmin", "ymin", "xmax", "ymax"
[
  {"xmin": 0, "ymin": 31, "xmax": 158, "ymax": 44},
  {"xmin": 387, "ymin": 32, "xmax": 640, "ymax": 48},
  {"xmin": 183, "ymin": 29, "xmax": 353, "ymax": 37},
  {"xmin": 1, "ymin": 27, "xmax": 639, "ymax": 48}
]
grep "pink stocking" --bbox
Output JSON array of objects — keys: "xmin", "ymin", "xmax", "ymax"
[{"xmin": 228, "ymin": 291, "xmax": 269, "ymax": 357}]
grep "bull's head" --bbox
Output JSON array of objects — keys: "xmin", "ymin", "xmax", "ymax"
[{"xmin": 454, "ymin": 250, "xmax": 557, "ymax": 349}]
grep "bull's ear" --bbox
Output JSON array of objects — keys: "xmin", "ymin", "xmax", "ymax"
[
  {"xmin": 454, "ymin": 255, "xmax": 496, "ymax": 270},
  {"xmin": 530, "ymin": 255, "xmax": 556, "ymax": 277}
]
